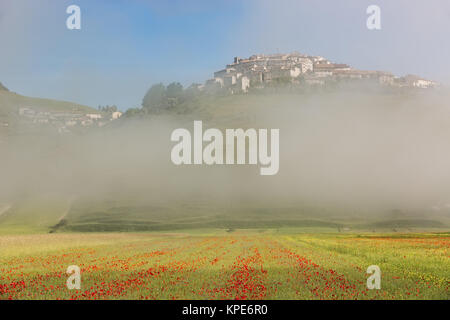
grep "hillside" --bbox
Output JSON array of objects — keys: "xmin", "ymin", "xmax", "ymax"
[
  {"xmin": 0, "ymin": 90, "xmax": 95, "ymax": 115},
  {"xmin": 0, "ymin": 81, "xmax": 9, "ymax": 92},
  {"xmin": 0, "ymin": 86, "xmax": 97, "ymax": 135},
  {"xmin": 1, "ymin": 196, "xmax": 448, "ymax": 235}
]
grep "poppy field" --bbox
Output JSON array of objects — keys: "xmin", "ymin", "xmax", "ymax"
[{"xmin": 0, "ymin": 230, "xmax": 448, "ymax": 300}]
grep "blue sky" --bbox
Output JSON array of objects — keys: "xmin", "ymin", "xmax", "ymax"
[{"xmin": 1, "ymin": 0, "xmax": 450, "ymax": 110}]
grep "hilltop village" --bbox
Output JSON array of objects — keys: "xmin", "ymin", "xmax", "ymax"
[{"xmin": 201, "ymin": 52, "xmax": 437, "ymax": 94}]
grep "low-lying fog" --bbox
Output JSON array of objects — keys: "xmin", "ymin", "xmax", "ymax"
[{"xmin": 2, "ymin": 89, "xmax": 450, "ymax": 218}]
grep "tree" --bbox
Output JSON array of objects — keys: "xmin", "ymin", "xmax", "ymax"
[
  {"xmin": 166, "ymin": 82, "xmax": 183, "ymax": 98},
  {"xmin": 142, "ymin": 83, "xmax": 167, "ymax": 111},
  {"xmin": 184, "ymin": 83, "xmax": 202, "ymax": 100},
  {"xmin": 166, "ymin": 82, "xmax": 184, "ymax": 108},
  {"xmin": 98, "ymin": 105, "xmax": 118, "ymax": 113},
  {"xmin": 124, "ymin": 107, "xmax": 142, "ymax": 117}
]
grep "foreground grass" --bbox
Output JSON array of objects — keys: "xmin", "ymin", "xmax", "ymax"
[{"xmin": 0, "ymin": 229, "xmax": 448, "ymax": 300}]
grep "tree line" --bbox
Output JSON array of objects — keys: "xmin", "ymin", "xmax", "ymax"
[{"xmin": 124, "ymin": 82, "xmax": 203, "ymax": 117}]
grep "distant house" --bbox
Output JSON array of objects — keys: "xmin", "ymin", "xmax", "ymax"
[
  {"xmin": 240, "ymin": 76, "xmax": 250, "ymax": 93},
  {"xmin": 111, "ymin": 111, "xmax": 122, "ymax": 120},
  {"xmin": 19, "ymin": 107, "xmax": 35, "ymax": 116},
  {"xmin": 313, "ymin": 63, "xmax": 350, "ymax": 74},
  {"xmin": 402, "ymin": 75, "xmax": 436, "ymax": 88},
  {"xmin": 297, "ymin": 58, "xmax": 313, "ymax": 73},
  {"xmin": 85, "ymin": 113, "xmax": 102, "ymax": 120}
]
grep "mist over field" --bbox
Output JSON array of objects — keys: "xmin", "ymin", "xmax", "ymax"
[{"xmin": 2, "ymin": 89, "xmax": 450, "ymax": 225}]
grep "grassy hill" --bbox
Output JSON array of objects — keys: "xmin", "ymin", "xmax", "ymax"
[
  {"xmin": 0, "ymin": 195, "xmax": 448, "ymax": 235},
  {"xmin": 0, "ymin": 81, "xmax": 8, "ymax": 92},
  {"xmin": 0, "ymin": 196, "xmax": 73, "ymax": 234},
  {"xmin": 0, "ymin": 87, "xmax": 95, "ymax": 114},
  {"xmin": 0, "ymin": 85, "xmax": 97, "ymax": 135}
]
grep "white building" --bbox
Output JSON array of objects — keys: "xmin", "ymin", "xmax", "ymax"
[
  {"xmin": 111, "ymin": 111, "xmax": 122, "ymax": 120},
  {"xmin": 290, "ymin": 67, "xmax": 301, "ymax": 78},
  {"xmin": 86, "ymin": 113, "xmax": 102, "ymax": 120},
  {"xmin": 241, "ymin": 76, "xmax": 250, "ymax": 93},
  {"xmin": 297, "ymin": 58, "xmax": 313, "ymax": 73}
]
